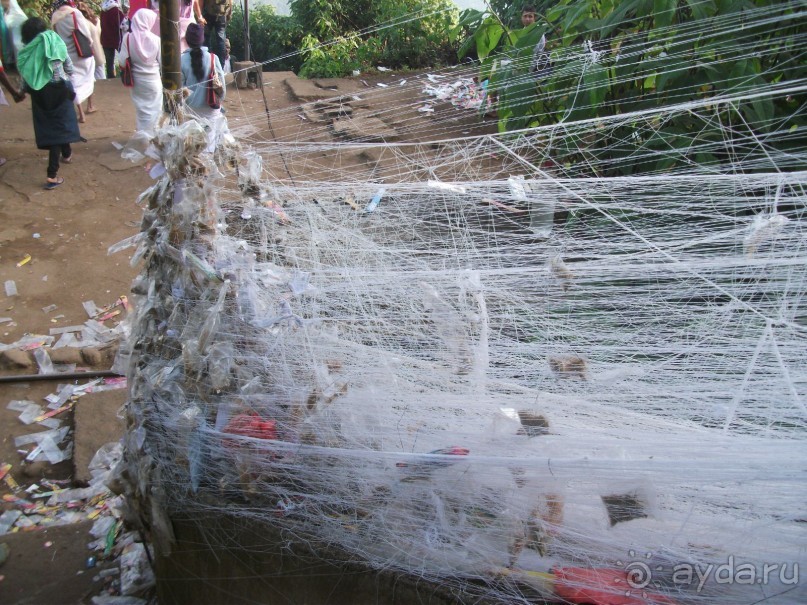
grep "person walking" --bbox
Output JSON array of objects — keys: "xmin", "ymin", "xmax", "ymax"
[
  {"xmin": 77, "ymin": 1, "xmax": 104, "ymax": 112},
  {"xmin": 200, "ymin": 0, "xmax": 230, "ymax": 67},
  {"xmin": 116, "ymin": 8, "xmax": 161, "ymax": 134},
  {"xmin": 181, "ymin": 22, "xmax": 225, "ymax": 149},
  {"xmin": 16, "ymin": 17, "xmax": 81, "ymax": 189},
  {"xmin": 51, "ymin": 0, "xmax": 95, "ymax": 123},
  {"xmin": 100, "ymin": 0, "xmax": 125, "ymax": 78}
]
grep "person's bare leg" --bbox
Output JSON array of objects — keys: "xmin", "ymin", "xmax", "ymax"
[
  {"xmin": 86, "ymin": 95, "xmax": 97, "ymax": 113},
  {"xmin": 77, "ymin": 102, "xmax": 86, "ymax": 123}
]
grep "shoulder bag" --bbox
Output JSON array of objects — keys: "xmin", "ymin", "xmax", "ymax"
[
  {"xmin": 71, "ymin": 11, "xmax": 94, "ymax": 58},
  {"xmin": 120, "ymin": 37, "xmax": 134, "ymax": 88},
  {"xmin": 206, "ymin": 53, "xmax": 223, "ymax": 109}
]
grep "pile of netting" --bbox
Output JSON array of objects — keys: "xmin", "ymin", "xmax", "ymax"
[{"xmin": 113, "ymin": 5, "xmax": 806, "ymax": 605}]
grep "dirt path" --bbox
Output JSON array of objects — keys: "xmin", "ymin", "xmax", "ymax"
[{"xmin": 0, "ymin": 75, "xmax": 296, "ymax": 604}]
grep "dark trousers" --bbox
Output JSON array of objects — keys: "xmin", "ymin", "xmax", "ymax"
[
  {"xmin": 204, "ymin": 15, "xmax": 227, "ymax": 67},
  {"xmin": 104, "ymin": 47, "xmax": 117, "ymax": 79},
  {"xmin": 47, "ymin": 144, "xmax": 72, "ymax": 178}
]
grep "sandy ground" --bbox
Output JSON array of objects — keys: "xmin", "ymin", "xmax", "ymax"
[{"xmin": 0, "ymin": 69, "xmax": 493, "ymax": 603}]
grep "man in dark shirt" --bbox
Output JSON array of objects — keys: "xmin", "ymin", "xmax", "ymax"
[{"xmin": 200, "ymin": 0, "xmax": 231, "ymax": 67}]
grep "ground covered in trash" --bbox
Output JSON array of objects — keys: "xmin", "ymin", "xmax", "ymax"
[{"xmin": 0, "ymin": 69, "xmax": 494, "ymax": 604}]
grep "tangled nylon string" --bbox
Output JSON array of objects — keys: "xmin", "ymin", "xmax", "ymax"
[{"xmin": 116, "ymin": 6, "xmax": 806, "ymax": 604}]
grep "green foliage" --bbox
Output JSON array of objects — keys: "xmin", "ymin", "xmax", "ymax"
[
  {"xmin": 295, "ymin": 0, "xmax": 458, "ymax": 77},
  {"xmin": 297, "ymin": 34, "xmax": 370, "ymax": 78},
  {"xmin": 374, "ymin": 0, "xmax": 458, "ymax": 69},
  {"xmin": 227, "ymin": 6, "xmax": 303, "ymax": 73},
  {"xmin": 488, "ymin": 22, "xmax": 547, "ymax": 129},
  {"xmin": 290, "ymin": 0, "xmax": 376, "ymax": 40},
  {"xmin": 18, "ymin": 0, "xmax": 52, "ymax": 18},
  {"xmin": 488, "ymin": 0, "xmax": 557, "ymax": 28},
  {"xmin": 458, "ymin": 0, "xmax": 806, "ymax": 175}
]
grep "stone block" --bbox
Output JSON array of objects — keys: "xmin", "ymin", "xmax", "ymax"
[
  {"xmin": 232, "ymin": 61, "xmax": 263, "ymax": 89},
  {"xmin": 80, "ymin": 342, "xmax": 119, "ymax": 367},
  {"xmin": 0, "ymin": 349, "xmax": 34, "ymax": 370},
  {"xmin": 49, "ymin": 347, "xmax": 85, "ymax": 366}
]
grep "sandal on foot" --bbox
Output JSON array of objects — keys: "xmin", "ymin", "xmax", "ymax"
[
  {"xmin": 45, "ymin": 177, "xmax": 64, "ymax": 190},
  {"xmin": 0, "ymin": 158, "xmax": 7, "ymax": 168},
  {"xmin": 62, "ymin": 154, "xmax": 73, "ymax": 164}
]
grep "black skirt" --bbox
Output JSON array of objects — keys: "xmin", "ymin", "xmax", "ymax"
[{"xmin": 29, "ymin": 80, "xmax": 81, "ymax": 150}]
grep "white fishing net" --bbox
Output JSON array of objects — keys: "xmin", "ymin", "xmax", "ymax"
[{"xmin": 117, "ymin": 3, "xmax": 806, "ymax": 603}]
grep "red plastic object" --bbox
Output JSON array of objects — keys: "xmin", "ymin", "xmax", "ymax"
[
  {"xmin": 222, "ymin": 413, "xmax": 277, "ymax": 444},
  {"xmin": 553, "ymin": 567, "xmax": 679, "ymax": 605}
]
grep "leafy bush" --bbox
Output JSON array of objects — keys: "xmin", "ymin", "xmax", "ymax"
[
  {"xmin": 290, "ymin": 0, "xmax": 376, "ymax": 40},
  {"xmin": 19, "ymin": 0, "xmax": 53, "ymax": 18},
  {"xmin": 227, "ymin": 6, "xmax": 303, "ymax": 72},
  {"xmin": 293, "ymin": 0, "xmax": 458, "ymax": 77},
  {"xmin": 375, "ymin": 0, "xmax": 458, "ymax": 69},
  {"xmin": 455, "ymin": 0, "xmax": 806, "ymax": 175},
  {"xmin": 297, "ymin": 34, "xmax": 365, "ymax": 78},
  {"xmin": 487, "ymin": 0, "xmax": 555, "ymax": 29}
]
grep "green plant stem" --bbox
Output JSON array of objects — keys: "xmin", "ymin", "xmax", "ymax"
[{"xmin": 484, "ymin": 0, "xmax": 515, "ymax": 46}]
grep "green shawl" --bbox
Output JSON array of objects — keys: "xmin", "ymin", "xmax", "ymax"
[{"xmin": 17, "ymin": 30, "xmax": 68, "ymax": 91}]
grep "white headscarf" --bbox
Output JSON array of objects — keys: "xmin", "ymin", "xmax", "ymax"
[
  {"xmin": 101, "ymin": 0, "xmax": 121, "ymax": 10},
  {"xmin": 129, "ymin": 8, "xmax": 160, "ymax": 63}
]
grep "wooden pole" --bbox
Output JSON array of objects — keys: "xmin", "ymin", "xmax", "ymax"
[
  {"xmin": 0, "ymin": 370, "xmax": 122, "ymax": 384},
  {"xmin": 244, "ymin": 0, "xmax": 250, "ymax": 62},
  {"xmin": 159, "ymin": 0, "xmax": 183, "ymax": 116}
]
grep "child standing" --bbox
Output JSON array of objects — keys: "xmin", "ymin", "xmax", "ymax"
[{"xmin": 17, "ymin": 17, "xmax": 81, "ymax": 189}]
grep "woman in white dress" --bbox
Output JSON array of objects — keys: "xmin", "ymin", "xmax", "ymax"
[
  {"xmin": 51, "ymin": 0, "xmax": 95, "ymax": 123},
  {"xmin": 76, "ymin": 1, "xmax": 105, "ymax": 114},
  {"xmin": 117, "ymin": 9, "xmax": 162, "ymax": 135},
  {"xmin": 180, "ymin": 23, "xmax": 226, "ymax": 150}
]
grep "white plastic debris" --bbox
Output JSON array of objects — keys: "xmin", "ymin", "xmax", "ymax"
[
  {"xmin": 427, "ymin": 180, "xmax": 467, "ymax": 194},
  {"xmin": 83, "ymin": 300, "xmax": 99, "ymax": 317},
  {"xmin": 49, "ymin": 325, "xmax": 85, "ymax": 336},
  {"xmin": 34, "ymin": 348, "xmax": 54, "ymax": 374},
  {"xmin": 0, "ymin": 510, "xmax": 22, "ymax": 534},
  {"xmin": 108, "ymin": 233, "xmax": 144, "ymax": 256},
  {"xmin": 119, "ymin": 542, "xmax": 156, "ymax": 596}
]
